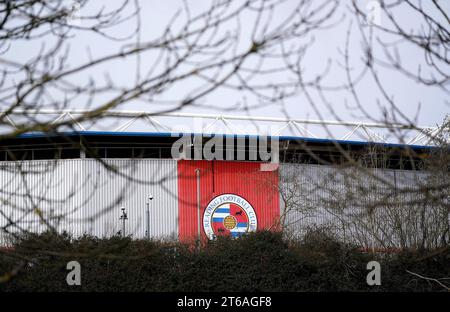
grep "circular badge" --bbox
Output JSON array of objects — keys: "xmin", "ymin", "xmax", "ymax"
[{"xmin": 203, "ymin": 194, "xmax": 257, "ymax": 240}]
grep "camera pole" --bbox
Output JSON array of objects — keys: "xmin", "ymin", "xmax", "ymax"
[{"xmin": 120, "ymin": 207, "xmax": 128, "ymax": 237}]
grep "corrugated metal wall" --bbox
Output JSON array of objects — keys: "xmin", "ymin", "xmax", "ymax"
[
  {"xmin": 0, "ymin": 159, "xmax": 85, "ymax": 245},
  {"xmin": 279, "ymin": 163, "xmax": 339, "ymax": 239},
  {"xmin": 0, "ymin": 159, "xmax": 178, "ymax": 244},
  {"xmin": 2, "ymin": 158, "xmax": 446, "ymax": 248},
  {"xmin": 279, "ymin": 163, "xmax": 448, "ymax": 248},
  {"xmin": 81, "ymin": 159, "xmax": 178, "ymax": 239}
]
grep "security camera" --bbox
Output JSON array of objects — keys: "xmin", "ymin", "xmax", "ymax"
[{"xmin": 149, "ymin": 195, "xmax": 154, "ymax": 201}]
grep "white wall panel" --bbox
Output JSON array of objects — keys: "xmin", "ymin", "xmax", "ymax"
[
  {"xmin": 279, "ymin": 163, "xmax": 448, "ymax": 248},
  {"xmin": 0, "ymin": 159, "xmax": 178, "ymax": 244}
]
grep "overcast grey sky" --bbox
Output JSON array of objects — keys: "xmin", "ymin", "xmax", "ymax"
[{"xmin": 3, "ymin": 0, "xmax": 449, "ymax": 141}]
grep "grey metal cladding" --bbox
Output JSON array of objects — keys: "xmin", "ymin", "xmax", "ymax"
[
  {"xmin": 0, "ymin": 159, "xmax": 178, "ymax": 244},
  {"xmin": 81, "ymin": 159, "xmax": 178, "ymax": 239},
  {"xmin": 279, "ymin": 163, "xmax": 444, "ymax": 248}
]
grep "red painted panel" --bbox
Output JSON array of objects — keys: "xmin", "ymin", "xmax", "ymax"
[{"xmin": 177, "ymin": 160, "xmax": 279, "ymax": 241}]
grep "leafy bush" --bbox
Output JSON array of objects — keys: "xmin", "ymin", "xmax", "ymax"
[{"xmin": 0, "ymin": 230, "xmax": 448, "ymax": 291}]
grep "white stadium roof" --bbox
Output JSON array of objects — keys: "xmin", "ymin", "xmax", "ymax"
[{"xmin": 1, "ymin": 109, "xmax": 447, "ymax": 146}]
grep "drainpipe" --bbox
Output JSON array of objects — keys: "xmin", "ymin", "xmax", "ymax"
[{"xmin": 195, "ymin": 169, "xmax": 201, "ymax": 247}]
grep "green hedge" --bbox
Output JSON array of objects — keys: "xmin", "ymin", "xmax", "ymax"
[{"xmin": 0, "ymin": 230, "xmax": 449, "ymax": 291}]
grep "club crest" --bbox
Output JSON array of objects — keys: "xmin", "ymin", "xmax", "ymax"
[{"xmin": 203, "ymin": 194, "xmax": 257, "ymax": 240}]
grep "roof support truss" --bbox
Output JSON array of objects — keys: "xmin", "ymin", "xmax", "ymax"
[{"xmin": 1, "ymin": 109, "xmax": 447, "ymax": 146}]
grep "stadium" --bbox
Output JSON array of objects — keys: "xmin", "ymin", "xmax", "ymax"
[{"xmin": 0, "ymin": 111, "xmax": 444, "ymax": 247}]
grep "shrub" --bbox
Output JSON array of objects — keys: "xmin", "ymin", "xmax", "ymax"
[{"xmin": 0, "ymin": 230, "xmax": 448, "ymax": 291}]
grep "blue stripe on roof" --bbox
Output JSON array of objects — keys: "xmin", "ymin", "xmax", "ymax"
[{"xmin": 12, "ymin": 130, "xmax": 436, "ymax": 150}]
